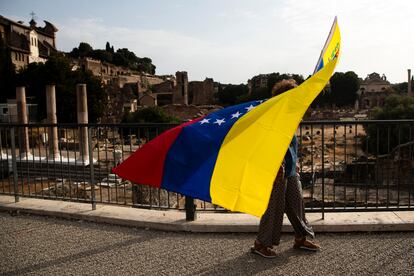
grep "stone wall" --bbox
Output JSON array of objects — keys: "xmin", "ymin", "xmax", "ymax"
[
  {"xmin": 189, "ymin": 78, "xmax": 214, "ymax": 105},
  {"xmin": 153, "ymin": 80, "xmax": 174, "ymax": 93}
]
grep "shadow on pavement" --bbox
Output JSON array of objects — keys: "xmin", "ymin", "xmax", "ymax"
[
  {"xmin": 192, "ymin": 246, "xmax": 315, "ymax": 275},
  {"xmin": 1, "ymin": 235, "xmax": 154, "ymax": 276}
]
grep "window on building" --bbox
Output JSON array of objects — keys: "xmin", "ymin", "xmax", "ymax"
[{"xmin": 15, "ymin": 52, "xmax": 18, "ymax": 60}]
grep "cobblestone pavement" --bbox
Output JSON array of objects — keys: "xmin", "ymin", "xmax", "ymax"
[{"xmin": 1, "ymin": 212, "xmax": 413, "ymax": 276}]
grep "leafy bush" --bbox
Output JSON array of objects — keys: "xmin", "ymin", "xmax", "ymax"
[{"xmin": 119, "ymin": 107, "xmax": 180, "ymax": 140}]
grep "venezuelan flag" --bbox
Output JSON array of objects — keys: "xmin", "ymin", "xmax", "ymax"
[
  {"xmin": 314, "ymin": 17, "xmax": 340, "ymax": 74},
  {"xmin": 113, "ymin": 18, "xmax": 341, "ymax": 217}
]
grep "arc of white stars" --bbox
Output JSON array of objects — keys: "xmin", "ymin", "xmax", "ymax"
[
  {"xmin": 231, "ymin": 111, "xmax": 242, "ymax": 119},
  {"xmin": 200, "ymin": 118, "xmax": 210, "ymax": 124},
  {"xmin": 245, "ymin": 104, "xmax": 255, "ymax": 112},
  {"xmin": 214, "ymin": 118, "xmax": 226, "ymax": 126}
]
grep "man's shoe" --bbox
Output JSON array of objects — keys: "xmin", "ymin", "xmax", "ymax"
[
  {"xmin": 251, "ymin": 240, "xmax": 277, "ymax": 258},
  {"xmin": 293, "ymin": 237, "xmax": 320, "ymax": 251}
]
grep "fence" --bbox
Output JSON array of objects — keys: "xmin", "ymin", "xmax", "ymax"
[{"xmin": 0, "ymin": 120, "xmax": 413, "ymax": 220}]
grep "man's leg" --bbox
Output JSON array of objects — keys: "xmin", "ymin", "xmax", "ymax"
[
  {"xmin": 284, "ymin": 175, "xmax": 315, "ymax": 239},
  {"xmin": 256, "ymin": 174, "xmax": 287, "ymax": 247},
  {"xmin": 284, "ymin": 175, "xmax": 319, "ymax": 250}
]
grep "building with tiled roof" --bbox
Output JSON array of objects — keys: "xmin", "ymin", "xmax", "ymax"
[{"xmin": 0, "ymin": 15, "xmax": 58, "ymax": 71}]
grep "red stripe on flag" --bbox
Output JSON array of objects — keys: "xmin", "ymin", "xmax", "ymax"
[{"xmin": 112, "ymin": 118, "xmax": 202, "ymax": 188}]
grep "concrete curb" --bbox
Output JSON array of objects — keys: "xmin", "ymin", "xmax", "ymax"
[{"xmin": 1, "ymin": 195, "xmax": 413, "ymax": 233}]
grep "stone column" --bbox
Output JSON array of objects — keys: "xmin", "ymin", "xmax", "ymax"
[
  {"xmin": 16, "ymin": 87, "xmax": 30, "ymax": 158},
  {"xmin": 46, "ymin": 85, "xmax": 60, "ymax": 159},
  {"xmin": 76, "ymin": 84, "xmax": 89, "ymax": 162},
  {"xmin": 173, "ymin": 71, "xmax": 188, "ymax": 105},
  {"xmin": 408, "ymin": 69, "xmax": 412, "ymax": 97}
]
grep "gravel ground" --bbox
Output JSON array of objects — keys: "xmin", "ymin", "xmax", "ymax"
[{"xmin": 0, "ymin": 211, "xmax": 413, "ymax": 276}]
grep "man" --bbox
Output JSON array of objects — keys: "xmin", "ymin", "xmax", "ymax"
[{"xmin": 251, "ymin": 79, "xmax": 320, "ymax": 258}]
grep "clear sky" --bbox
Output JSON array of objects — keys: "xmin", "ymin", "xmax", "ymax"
[{"xmin": 1, "ymin": 0, "xmax": 413, "ymax": 84}]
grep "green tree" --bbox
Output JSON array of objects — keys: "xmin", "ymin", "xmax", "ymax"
[
  {"xmin": 0, "ymin": 38, "xmax": 16, "ymax": 101},
  {"xmin": 364, "ymin": 94, "xmax": 414, "ymax": 154},
  {"xmin": 246, "ymin": 87, "xmax": 269, "ymax": 101},
  {"xmin": 137, "ymin": 57, "xmax": 156, "ymax": 75},
  {"xmin": 120, "ymin": 106, "xmax": 179, "ymax": 140},
  {"xmin": 90, "ymin": 49, "xmax": 113, "ymax": 63},
  {"xmin": 311, "ymin": 87, "xmax": 332, "ymax": 108},
  {"xmin": 122, "ymin": 106, "xmax": 179, "ymax": 124},
  {"xmin": 392, "ymin": 82, "xmax": 414, "ymax": 95},
  {"xmin": 311, "ymin": 71, "xmax": 360, "ymax": 108},
  {"xmin": 69, "ymin": 42, "xmax": 93, "ymax": 58},
  {"xmin": 105, "ymin": 41, "xmax": 111, "ymax": 53},
  {"xmin": 329, "ymin": 71, "xmax": 360, "ymax": 107},
  {"xmin": 68, "ymin": 42, "xmax": 156, "ymax": 74},
  {"xmin": 216, "ymin": 84, "xmax": 248, "ymax": 106}
]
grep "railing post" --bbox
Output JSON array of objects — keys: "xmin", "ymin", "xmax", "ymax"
[
  {"xmin": 10, "ymin": 127, "xmax": 19, "ymax": 202},
  {"xmin": 185, "ymin": 196, "xmax": 196, "ymax": 221},
  {"xmin": 88, "ymin": 127, "xmax": 96, "ymax": 210},
  {"xmin": 321, "ymin": 124, "xmax": 325, "ymax": 219}
]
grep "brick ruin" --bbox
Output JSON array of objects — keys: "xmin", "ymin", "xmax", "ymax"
[
  {"xmin": 73, "ymin": 56, "xmax": 218, "ymax": 123},
  {"xmin": 189, "ymin": 78, "xmax": 215, "ymax": 105}
]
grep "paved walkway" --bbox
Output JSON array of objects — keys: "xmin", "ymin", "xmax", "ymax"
[
  {"xmin": 1, "ymin": 213, "xmax": 413, "ymax": 276},
  {"xmin": 1, "ymin": 195, "xmax": 414, "ymax": 232}
]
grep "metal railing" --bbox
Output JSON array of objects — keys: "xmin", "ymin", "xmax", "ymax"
[{"xmin": 0, "ymin": 120, "xmax": 413, "ymax": 219}]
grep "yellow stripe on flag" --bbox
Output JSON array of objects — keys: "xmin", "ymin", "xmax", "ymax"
[{"xmin": 210, "ymin": 21, "xmax": 340, "ymax": 217}]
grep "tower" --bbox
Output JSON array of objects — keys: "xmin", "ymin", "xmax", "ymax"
[{"xmin": 173, "ymin": 71, "xmax": 188, "ymax": 105}]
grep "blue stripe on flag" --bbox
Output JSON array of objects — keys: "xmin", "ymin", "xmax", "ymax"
[{"xmin": 161, "ymin": 100, "xmax": 264, "ymax": 201}]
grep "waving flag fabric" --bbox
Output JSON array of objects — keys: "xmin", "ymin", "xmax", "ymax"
[
  {"xmin": 113, "ymin": 18, "xmax": 341, "ymax": 217},
  {"xmin": 314, "ymin": 17, "xmax": 340, "ymax": 74}
]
